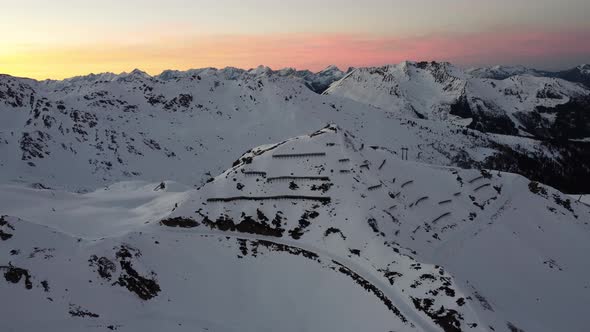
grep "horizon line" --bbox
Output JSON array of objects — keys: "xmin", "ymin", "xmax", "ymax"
[{"xmin": 3, "ymin": 61, "xmax": 588, "ymax": 82}]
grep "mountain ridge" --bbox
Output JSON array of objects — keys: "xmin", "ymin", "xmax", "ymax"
[
  {"xmin": 1, "ymin": 61, "xmax": 589, "ymax": 193},
  {"xmin": 324, "ymin": 61, "xmax": 590, "ymax": 140},
  {"xmin": 4, "ymin": 61, "xmax": 586, "ymax": 83},
  {"xmin": 23, "ymin": 65, "xmax": 345, "ymax": 94}
]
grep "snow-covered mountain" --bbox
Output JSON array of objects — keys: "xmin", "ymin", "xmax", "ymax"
[
  {"xmin": 272, "ymin": 64, "xmax": 347, "ymax": 93},
  {"xmin": 2, "ymin": 125, "xmax": 589, "ymax": 331},
  {"xmin": 550, "ymin": 64, "xmax": 590, "ymax": 89},
  {"xmin": 1, "ymin": 61, "xmax": 590, "ymax": 331},
  {"xmin": 154, "ymin": 64, "xmax": 345, "ymax": 94},
  {"xmin": 466, "ymin": 65, "xmax": 545, "ymax": 80},
  {"xmin": 468, "ymin": 64, "xmax": 590, "ymax": 89},
  {"xmin": 324, "ymin": 61, "xmax": 590, "ymax": 140},
  {"xmin": 1, "ymin": 63, "xmax": 589, "ymax": 194}
]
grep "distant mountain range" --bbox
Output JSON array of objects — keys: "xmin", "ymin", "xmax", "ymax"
[
  {"xmin": 44, "ymin": 64, "xmax": 348, "ymax": 94},
  {"xmin": 1, "ymin": 61, "xmax": 589, "ymax": 193}
]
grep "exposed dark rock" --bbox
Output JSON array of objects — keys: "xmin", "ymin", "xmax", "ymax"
[
  {"xmin": 1, "ymin": 264, "xmax": 33, "ymax": 289},
  {"xmin": 114, "ymin": 246, "xmax": 161, "ymax": 301},
  {"xmin": 412, "ymin": 297, "xmax": 463, "ymax": 332},
  {"xmin": 40, "ymin": 280, "xmax": 50, "ymax": 292},
  {"xmin": 89, "ymin": 255, "xmax": 117, "ymax": 280},
  {"xmin": 271, "ymin": 211, "xmax": 284, "ymax": 228},
  {"xmin": 367, "ymin": 217, "xmax": 383, "ymax": 235},
  {"xmin": 31, "ymin": 183, "xmax": 52, "ymax": 190},
  {"xmin": 289, "ymin": 210, "xmax": 319, "ymax": 239},
  {"xmin": 237, "ymin": 238, "xmax": 249, "ymax": 257},
  {"xmin": 28, "ymin": 247, "xmax": 55, "ymax": 259},
  {"xmin": 255, "ymin": 239, "xmax": 320, "ymax": 260},
  {"xmin": 324, "ymin": 227, "xmax": 346, "ymax": 239},
  {"xmin": 256, "ymin": 209, "xmax": 269, "ymax": 223},
  {"xmin": 0, "ymin": 215, "xmax": 14, "ymax": 241},
  {"xmin": 142, "ymin": 139, "xmax": 161, "ymax": 150},
  {"xmin": 160, "ymin": 217, "xmax": 199, "ymax": 228},
  {"xmin": 382, "ymin": 270, "xmax": 403, "ymax": 285},
  {"xmin": 310, "ymin": 182, "xmax": 333, "ymax": 193},
  {"xmin": 69, "ymin": 304, "xmax": 99, "ymax": 318},
  {"xmin": 19, "ymin": 131, "xmax": 50, "ymax": 161},
  {"xmin": 348, "ymin": 249, "xmax": 361, "ymax": 256},
  {"xmin": 202, "ymin": 214, "xmax": 284, "ymax": 237},
  {"xmin": 553, "ymin": 194, "xmax": 574, "ymax": 214}
]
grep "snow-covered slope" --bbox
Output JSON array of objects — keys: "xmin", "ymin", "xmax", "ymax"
[
  {"xmin": 2, "ymin": 125, "xmax": 589, "ymax": 331},
  {"xmin": 324, "ymin": 61, "xmax": 590, "ymax": 139},
  {"xmin": 1, "ymin": 66, "xmax": 589, "ymax": 194},
  {"xmin": 469, "ymin": 64, "xmax": 590, "ymax": 89},
  {"xmin": 466, "ymin": 65, "xmax": 545, "ymax": 80}
]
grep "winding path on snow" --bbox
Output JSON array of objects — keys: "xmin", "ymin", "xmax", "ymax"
[{"xmin": 158, "ymin": 225, "xmax": 441, "ymax": 332}]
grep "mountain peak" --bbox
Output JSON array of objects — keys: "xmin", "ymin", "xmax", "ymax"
[
  {"xmin": 248, "ymin": 65, "xmax": 273, "ymax": 76},
  {"xmin": 128, "ymin": 68, "xmax": 150, "ymax": 77},
  {"xmin": 320, "ymin": 64, "xmax": 341, "ymax": 73}
]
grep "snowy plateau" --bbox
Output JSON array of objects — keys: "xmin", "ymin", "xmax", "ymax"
[{"xmin": 0, "ymin": 62, "xmax": 589, "ymax": 332}]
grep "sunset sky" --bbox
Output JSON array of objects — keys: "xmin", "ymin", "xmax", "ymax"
[{"xmin": 2, "ymin": 0, "xmax": 590, "ymax": 79}]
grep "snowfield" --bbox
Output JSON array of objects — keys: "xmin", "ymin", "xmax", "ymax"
[{"xmin": 1, "ymin": 63, "xmax": 590, "ymax": 332}]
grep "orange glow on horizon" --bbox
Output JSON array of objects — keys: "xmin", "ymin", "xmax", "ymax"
[{"xmin": 2, "ymin": 29, "xmax": 590, "ymax": 80}]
